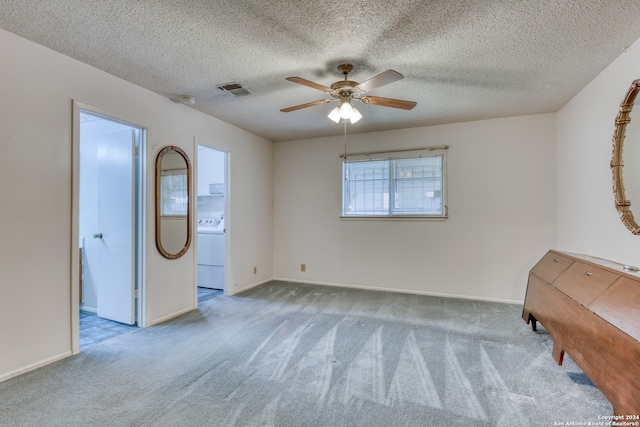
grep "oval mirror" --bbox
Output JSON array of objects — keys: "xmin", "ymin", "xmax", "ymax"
[
  {"xmin": 612, "ymin": 79, "xmax": 640, "ymax": 234},
  {"xmin": 155, "ymin": 146, "xmax": 192, "ymax": 258}
]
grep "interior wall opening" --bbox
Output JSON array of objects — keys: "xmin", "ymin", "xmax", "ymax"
[
  {"xmin": 76, "ymin": 108, "xmax": 146, "ymax": 349},
  {"xmin": 196, "ymin": 143, "xmax": 228, "ymax": 304}
]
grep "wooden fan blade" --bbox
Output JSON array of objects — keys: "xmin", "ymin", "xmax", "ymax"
[
  {"xmin": 285, "ymin": 77, "xmax": 333, "ymax": 93},
  {"xmin": 360, "ymin": 96, "xmax": 417, "ymax": 110},
  {"xmin": 280, "ymin": 98, "xmax": 333, "ymax": 112},
  {"xmin": 355, "ymin": 70, "xmax": 404, "ymax": 93}
]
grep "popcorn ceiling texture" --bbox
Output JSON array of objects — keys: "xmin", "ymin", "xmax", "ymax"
[{"xmin": 1, "ymin": 0, "xmax": 640, "ymax": 141}]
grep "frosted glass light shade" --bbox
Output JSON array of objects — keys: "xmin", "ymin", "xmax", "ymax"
[
  {"xmin": 339, "ymin": 102, "xmax": 353, "ymax": 119},
  {"xmin": 350, "ymin": 107, "xmax": 362, "ymax": 124},
  {"xmin": 328, "ymin": 107, "xmax": 341, "ymax": 123},
  {"xmin": 328, "ymin": 104, "xmax": 363, "ymax": 124}
]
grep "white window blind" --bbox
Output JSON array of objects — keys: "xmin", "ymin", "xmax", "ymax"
[{"xmin": 342, "ymin": 147, "xmax": 447, "ymax": 217}]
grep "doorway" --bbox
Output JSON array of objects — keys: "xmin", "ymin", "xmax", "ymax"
[
  {"xmin": 76, "ymin": 107, "xmax": 146, "ymax": 347},
  {"xmin": 196, "ymin": 144, "xmax": 228, "ymax": 301}
]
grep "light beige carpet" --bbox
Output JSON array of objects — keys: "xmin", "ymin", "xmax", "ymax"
[{"xmin": 0, "ymin": 281, "xmax": 611, "ymax": 426}]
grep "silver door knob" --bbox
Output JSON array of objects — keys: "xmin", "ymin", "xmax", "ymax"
[{"xmin": 93, "ymin": 233, "xmax": 103, "ymax": 239}]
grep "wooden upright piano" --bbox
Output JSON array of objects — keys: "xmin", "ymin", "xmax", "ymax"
[{"xmin": 522, "ymin": 250, "xmax": 640, "ymax": 416}]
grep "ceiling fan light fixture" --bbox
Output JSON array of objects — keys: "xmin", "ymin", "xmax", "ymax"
[
  {"xmin": 328, "ymin": 107, "xmax": 341, "ymax": 123},
  {"xmin": 328, "ymin": 104, "xmax": 362, "ymax": 124},
  {"xmin": 282, "ymin": 64, "xmax": 416, "ymax": 125},
  {"xmin": 349, "ymin": 107, "xmax": 362, "ymax": 124},
  {"xmin": 339, "ymin": 101, "xmax": 353, "ymax": 119}
]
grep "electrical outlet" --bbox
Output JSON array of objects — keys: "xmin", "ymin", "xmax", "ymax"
[
  {"xmin": 301, "ymin": 264, "xmax": 306, "ymax": 272},
  {"xmin": 253, "ymin": 266, "xmax": 257, "ymax": 274}
]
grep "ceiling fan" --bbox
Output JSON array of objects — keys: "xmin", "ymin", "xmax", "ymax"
[{"xmin": 280, "ymin": 64, "xmax": 417, "ymax": 124}]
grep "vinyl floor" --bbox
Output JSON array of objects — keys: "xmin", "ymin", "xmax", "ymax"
[{"xmin": 79, "ymin": 287, "xmax": 223, "ymax": 348}]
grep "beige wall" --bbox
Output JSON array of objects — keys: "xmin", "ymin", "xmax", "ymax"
[
  {"xmin": 556, "ymin": 37, "xmax": 640, "ymax": 266},
  {"xmin": 0, "ymin": 29, "xmax": 274, "ymax": 381},
  {"xmin": 273, "ymin": 114, "xmax": 557, "ymax": 303}
]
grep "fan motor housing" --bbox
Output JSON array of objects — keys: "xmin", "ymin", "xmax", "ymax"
[
  {"xmin": 331, "ymin": 80, "xmax": 358, "ymax": 90},
  {"xmin": 331, "ymin": 80, "xmax": 359, "ymax": 99}
]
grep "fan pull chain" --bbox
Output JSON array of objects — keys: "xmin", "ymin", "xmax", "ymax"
[{"xmin": 343, "ymin": 121, "xmax": 348, "ymax": 161}]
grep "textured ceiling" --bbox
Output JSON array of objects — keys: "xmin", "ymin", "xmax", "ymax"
[{"xmin": 2, "ymin": 1, "xmax": 640, "ymax": 142}]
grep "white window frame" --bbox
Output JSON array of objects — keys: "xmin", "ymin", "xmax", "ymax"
[{"xmin": 341, "ymin": 146, "xmax": 448, "ymax": 219}]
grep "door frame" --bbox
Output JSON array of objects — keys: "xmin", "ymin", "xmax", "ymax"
[
  {"xmin": 194, "ymin": 139, "xmax": 231, "ymax": 305},
  {"xmin": 71, "ymin": 101, "xmax": 148, "ymax": 353}
]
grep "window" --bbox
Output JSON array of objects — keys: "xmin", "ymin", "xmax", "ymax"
[{"xmin": 342, "ymin": 147, "xmax": 447, "ymax": 218}]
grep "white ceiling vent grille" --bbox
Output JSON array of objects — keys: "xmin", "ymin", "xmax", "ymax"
[{"xmin": 217, "ymin": 82, "xmax": 252, "ymax": 96}]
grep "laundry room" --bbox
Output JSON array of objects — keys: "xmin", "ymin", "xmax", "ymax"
[{"xmin": 196, "ymin": 145, "xmax": 227, "ymax": 292}]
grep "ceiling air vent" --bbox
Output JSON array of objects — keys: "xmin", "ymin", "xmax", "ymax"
[{"xmin": 216, "ymin": 82, "xmax": 252, "ymax": 96}]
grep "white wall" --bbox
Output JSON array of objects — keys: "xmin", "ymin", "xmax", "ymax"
[
  {"xmin": 0, "ymin": 28, "xmax": 273, "ymax": 381},
  {"xmin": 274, "ymin": 114, "xmax": 557, "ymax": 303},
  {"xmin": 197, "ymin": 145, "xmax": 225, "ymax": 196},
  {"xmin": 197, "ymin": 145, "xmax": 225, "ymax": 220},
  {"xmin": 556, "ymin": 38, "xmax": 640, "ymax": 266}
]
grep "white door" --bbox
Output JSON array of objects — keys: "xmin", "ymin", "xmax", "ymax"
[{"xmin": 95, "ymin": 129, "xmax": 136, "ymax": 324}]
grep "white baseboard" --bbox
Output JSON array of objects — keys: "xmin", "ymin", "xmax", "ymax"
[
  {"xmin": 149, "ymin": 306, "xmax": 196, "ymax": 326},
  {"xmin": 228, "ymin": 278, "xmax": 273, "ymax": 296},
  {"xmin": 79, "ymin": 305, "xmax": 97, "ymax": 314},
  {"xmin": 150, "ymin": 278, "xmax": 274, "ymax": 323},
  {"xmin": 271, "ymin": 277, "xmax": 523, "ymax": 305},
  {"xmin": 0, "ymin": 351, "xmax": 73, "ymax": 383}
]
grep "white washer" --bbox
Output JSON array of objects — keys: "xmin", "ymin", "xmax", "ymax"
[{"xmin": 197, "ymin": 218, "xmax": 225, "ymax": 289}]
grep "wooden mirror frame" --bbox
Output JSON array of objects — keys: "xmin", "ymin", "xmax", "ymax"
[
  {"xmin": 612, "ymin": 79, "xmax": 640, "ymax": 235},
  {"xmin": 155, "ymin": 146, "xmax": 192, "ymax": 259}
]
